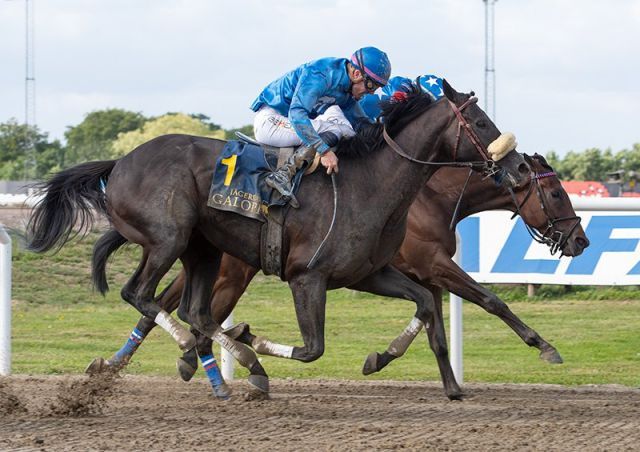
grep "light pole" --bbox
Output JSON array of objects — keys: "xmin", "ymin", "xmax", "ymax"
[
  {"xmin": 5, "ymin": 0, "xmax": 36, "ymax": 179},
  {"xmin": 483, "ymin": 0, "xmax": 497, "ymax": 120}
]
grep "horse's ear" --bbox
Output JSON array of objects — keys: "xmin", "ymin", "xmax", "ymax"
[
  {"xmin": 442, "ymin": 78, "xmax": 457, "ymax": 100},
  {"xmin": 536, "ymin": 153, "xmax": 550, "ymax": 165}
]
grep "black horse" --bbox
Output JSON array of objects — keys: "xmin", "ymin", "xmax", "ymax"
[
  {"xmin": 87, "ymin": 153, "xmax": 589, "ymax": 392},
  {"xmin": 27, "ymin": 81, "xmax": 529, "ymax": 399}
]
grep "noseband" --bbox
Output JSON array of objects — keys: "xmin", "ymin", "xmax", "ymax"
[{"xmin": 507, "ymin": 165, "xmax": 582, "ymax": 255}]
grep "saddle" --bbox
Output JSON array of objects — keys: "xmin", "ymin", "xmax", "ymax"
[
  {"xmin": 235, "ymin": 132, "xmax": 321, "ymax": 175},
  {"xmin": 207, "ymin": 133, "xmax": 321, "ymax": 279},
  {"xmin": 236, "ymin": 132, "xmax": 324, "ymax": 279}
]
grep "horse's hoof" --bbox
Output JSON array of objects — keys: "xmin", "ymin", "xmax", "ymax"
[
  {"xmin": 244, "ymin": 388, "xmax": 270, "ymax": 401},
  {"xmin": 540, "ymin": 348, "xmax": 563, "ymax": 364},
  {"xmin": 223, "ymin": 322, "xmax": 251, "ymax": 341},
  {"xmin": 85, "ymin": 357, "xmax": 110, "ymax": 375},
  {"xmin": 362, "ymin": 352, "xmax": 381, "ymax": 376},
  {"xmin": 447, "ymin": 390, "xmax": 465, "ymax": 401},
  {"xmin": 247, "ymin": 374, "xmax": 270, "ymax": 394},
  {"xmin": 176, "ymin": 357, "xmax": 197, "ymax": 382},
  {"xmin": 213, "ymin": 382, "xmax": 232, "ymax": 400}
]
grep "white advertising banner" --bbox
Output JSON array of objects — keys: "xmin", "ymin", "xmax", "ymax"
[{"xmin": 457, "ymin": 210, "xmax": 640, "ymax": 285}]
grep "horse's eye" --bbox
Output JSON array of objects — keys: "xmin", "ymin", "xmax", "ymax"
[
  {"xmin": 476, "ymin": 119, "xmax": 487, "ymax": 128},
  {"xmin": 551, "ymin": 190, "xmax": 561, "ymax": 199}
]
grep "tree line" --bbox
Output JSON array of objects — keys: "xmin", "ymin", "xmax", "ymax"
[
  {"xmin": 0, "ymin": 109, "xmax": 252, "ymax": 180},
  {"xmin": 1, "ymin": 108, "xmax": 639, "ymax": 182}
]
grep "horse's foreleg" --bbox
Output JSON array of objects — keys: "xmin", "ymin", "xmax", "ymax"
[
  {"xmin": 287, "ymin": 273, "xmax": 328, "ymax": 362},
  {"xmin": 420, "ymin": 285, "xmax": 464, "ymax": 399},
  {"xmin": 432, "ymin": 254, "xmax": 562, "ymax": 363},
  {"xmin": 361, "ymin": 316, "xmax": 424, "ymax": 376},
  {"xmin": 223, "ymin": 271, "xmax": 328, "ymax": 364},
  {"xmin": 350, "ymin": 265, "xmax": 463, "ymax": 400},
  {"xmin": 227, "ymin": 273, "xmax": 328, "ymax": 363}
]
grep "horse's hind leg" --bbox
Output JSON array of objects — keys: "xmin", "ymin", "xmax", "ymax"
[
  {"xmin": 178, "ymin": 255, "xmax": 260, "ymax": 383},
  {"xmin": 88, "ymin": 273, "xmax": 186, "ymax": 375},
  {"xmin": 350, "ymin": 265, "xmax": 463, "ymax": 400},
  {"xmin": 180, "ymin": 237, "xmax": 269, "ymax": 395},
  {"xmin": 120, "ymin": 244, "xmax": 196, "ymax": 352},
  {"xmin": 86, "ymin": 316, "xmax": 156, "ymax": 374}
]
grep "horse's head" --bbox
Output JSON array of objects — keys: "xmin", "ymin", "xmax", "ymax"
[
  {"xmin": 440, "ymin": 79, "xmax": 531, "ymax": 188},
  {"xmin": 508, "ymin": 153, "xmax": 590, "ymax": 257}
]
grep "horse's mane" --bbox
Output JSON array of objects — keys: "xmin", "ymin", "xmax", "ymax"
[{"xmin": 336, "ymin": 85, "xmax": 436, "ymax": 159}]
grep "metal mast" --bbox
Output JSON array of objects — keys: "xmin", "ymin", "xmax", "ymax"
[
  {"xmin": 25, "ymin": 0, "xmax": 35, "ymax": 127},
  {"xmin": 24, "ymin": 0, "xmax": 36, "ymax": 179},
  {"xmin": 483, "ymin": 0, "xmax": 496, "ymax": 120}
]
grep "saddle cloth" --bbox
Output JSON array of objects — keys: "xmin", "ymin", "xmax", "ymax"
[{"xmin": 207, "ymin": 140, "xmax": 305, "ymax": 221}]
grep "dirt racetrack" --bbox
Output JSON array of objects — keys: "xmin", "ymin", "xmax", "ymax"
[{"xmin": 1, "ymin": 375, "xmax": 639, "ymax": 451}]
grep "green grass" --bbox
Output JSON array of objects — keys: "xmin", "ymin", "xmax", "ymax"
[{"xmin": 8, "ymin": 231, "xmax": 640, "ymax": 386}]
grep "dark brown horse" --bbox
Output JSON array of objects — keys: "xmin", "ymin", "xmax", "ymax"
[
  {"xmin": 88, "ymin": 153, "xmax": 588, "ymax": 391},
  {"xmin": 27, "ymin": 81, "xmax": 530, "ymax": 400}
]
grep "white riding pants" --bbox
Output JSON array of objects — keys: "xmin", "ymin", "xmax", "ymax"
[{"xmin": 253, "ymin": 105, "xmax": 357, "ymax": 148}]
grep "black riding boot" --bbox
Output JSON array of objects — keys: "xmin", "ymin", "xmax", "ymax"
[{"xmin": 265, "ymin": 146, "xmax": 316, "ymax": 208}]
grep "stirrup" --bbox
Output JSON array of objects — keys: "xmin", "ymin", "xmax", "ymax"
[
  {"xmin": 265, "ymin": 177, "xmax": 299, "ymax": 208},
  {"xmin": 265, "ymin": 175, "xmax": 293, "ymax": 197}
]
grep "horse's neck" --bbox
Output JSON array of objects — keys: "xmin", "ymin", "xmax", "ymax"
[
  {"xmin": 462, "ymin": 176, "xmax": 514, "ymax": 218},
  {"xmin": 371, "ymin": 111, "xmax": 451, "ymax": 220},
  {"xmin": 428, "ymin": 169, "xmax": 515, "ymax": 220}
]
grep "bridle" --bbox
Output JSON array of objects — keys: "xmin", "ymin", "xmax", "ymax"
[
  {"xmin": 382, "ymin": 87, "xmax": 507, "ymax": 230},
  {"xmin": 382, "ymin": 91, "xmax": 498, "ymax": 176},
  {"xmin": 507, "ymin": 156, "xmax": 582, "ymax": 255}
]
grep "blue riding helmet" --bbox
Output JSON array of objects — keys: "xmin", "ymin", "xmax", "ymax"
[{"xmin": 350, "ymin": 47, "xmax": 392, "ymax": 88}]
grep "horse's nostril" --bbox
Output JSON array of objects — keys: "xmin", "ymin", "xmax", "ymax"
[
  {"xmin": 518, "ymin": 162, "xmax": 530, "ymax": 174},
  {"xmin": 576, "ymin": 237, "xmax": 590, "ymax": 249}
]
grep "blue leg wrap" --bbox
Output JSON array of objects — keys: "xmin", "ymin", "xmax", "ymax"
[
  {"xmin": 200, "ymin": 353, "xmax": 230, "ymax": 399},
  {"xmin": 112, "ymin": 327, "xmax": 145, "ymax": 364}
]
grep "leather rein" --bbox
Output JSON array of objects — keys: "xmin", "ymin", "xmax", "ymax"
[{"xmin": 382, "ymin": 95, "xmax": 497, "ymax": 174}]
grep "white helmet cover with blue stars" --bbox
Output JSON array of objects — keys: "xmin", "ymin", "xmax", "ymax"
[{"xmin": 359, "ymin": 74, "xmax": 444, "ymax": 121}]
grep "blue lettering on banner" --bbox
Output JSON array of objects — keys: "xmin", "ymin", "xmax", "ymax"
[
  {"xmin": 566, "ymin": 216, "xmax": 640, "ymax": 275},
  {"xmin": 490, "ymin": 218, "xmax": 560, "ymax": 274},
  {"xmin": 457, "ymin": 217, "xmax": 480, "ymax": 272}
]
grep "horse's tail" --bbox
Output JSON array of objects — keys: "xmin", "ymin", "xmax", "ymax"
[
  {"xmin": 92, "ymin": 229, "xmax": 129, "ymax": 295},
  {"xmin": 26, "ymin": 160, "xmax": 117, "ymax": 253}
]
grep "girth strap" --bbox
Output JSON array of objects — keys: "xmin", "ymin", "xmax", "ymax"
[{"xmin": 260, "ymin": 205, "xmax": 285, "ymax": 279}]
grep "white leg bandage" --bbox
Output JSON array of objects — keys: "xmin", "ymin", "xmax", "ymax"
[
  {"xmin": 251, "ymin": 336, "xmax": 294, "ymax": 358},
  {"xmin": 387, "ymin": 317, "xmax": 425, "ymax": 357},
  {"xmin": 154, "ymin": 310, "xmax": 194, "ymax": 351}
]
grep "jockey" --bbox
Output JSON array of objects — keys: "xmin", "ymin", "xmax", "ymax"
[
  {"xmin": 359, "ymin": 74, "xmax": 445, "ymax": 121},
  {"xmin": 251, "ymin": 46, "xmax": 391, "ymax": 207}
]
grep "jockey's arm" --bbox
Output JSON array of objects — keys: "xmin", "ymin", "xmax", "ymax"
[{"xmin": 289, "ymin": 70, "xmax": 331, "ymax": 154}]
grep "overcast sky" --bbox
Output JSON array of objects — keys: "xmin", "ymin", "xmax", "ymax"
[{"xmin": 1, "ymin": 0, "xmax": 638, "ymax": 157}]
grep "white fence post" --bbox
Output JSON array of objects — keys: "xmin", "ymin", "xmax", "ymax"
[
  {"xmin": 450, "ymin": 232, "xmax": 463, "ymax": 385},
  {"xmin": 0, "ymin": 225, "xmax": 12, "ymax": 376},
  {"xmin": 220, "ymin": 313, "xmax": 234, "ymax": 381}
]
